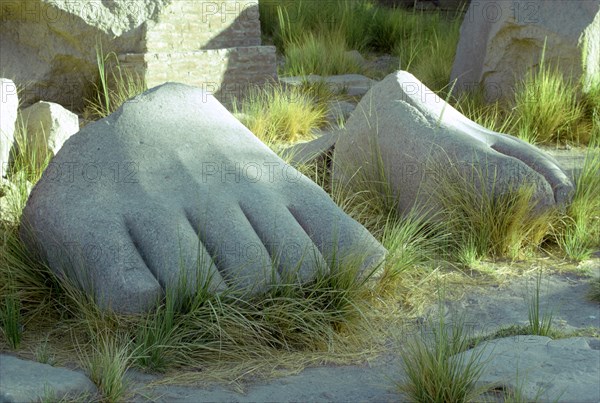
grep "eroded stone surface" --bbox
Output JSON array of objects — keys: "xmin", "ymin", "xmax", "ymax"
[
  {"xmin": 450, "ymin": 0, "xmax": 600, "ymax": 101},
  {"xmin": 1, "ymin": 0, "xmax": 273, "ymax": 109},
  {"xmin": 20, "ymin": 83, "xmax": 386, "ymax": 313}
]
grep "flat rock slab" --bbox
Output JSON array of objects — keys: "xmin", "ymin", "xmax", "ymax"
[
  {"xmin": 280, "ymin": 74, "xmax": 377, "ymax": 97},
  {"xmin": 128, "ymin": 356, "xmax": 404, "ymax": 402},
  {"xmin": 454, "ymin": 336, "xmax": 600, "ymax": 402},
  {"xmin": 282, "ymin": 130, "xmax": 340, "ymax": 166},
  {"xmin": 0, "ymin": 354, "xmax": 97, "ymax": 402}
]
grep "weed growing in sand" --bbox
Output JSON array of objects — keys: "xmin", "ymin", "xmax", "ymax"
[
  {"xmin": 34, "ymin": 336, "xmax": 57, "ymax": 366},
  {"xmin": 398, "ymin": 291, "xmax": 490, "ymax": 403},
  {"xmin": 526, "ymin": 271, "xmax": 554, "ymax": 336},
  {"xmin": 378, "ymin": 211, "xmax": 449, "ymax": 287},
  {"xmin": 132, "ymin": 288, "xmax": 181, "ymax": 372},
  {"xmin": 0, "ymin": 292, "xmax": 22, "ymax": 349}
]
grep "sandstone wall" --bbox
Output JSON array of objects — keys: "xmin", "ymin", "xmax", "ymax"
[
  {"xmin": 118, "ymin": 46, "xmax": 277, "ymax": 106},
  {"xmin": 144, "ymin": 0, "xmax": 261, "ymax": 51}
]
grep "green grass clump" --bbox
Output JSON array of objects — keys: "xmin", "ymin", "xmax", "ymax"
[
  {"xmin": 398, "ymin": 295, "xmax": 489, "ymax": 403},
  {"xmin": 83, "ymin": 42, "xmax": 146, "ymax": 120},
  {"xmin": 555, "ymin": 143, "xmax": 600, "ymax": 260},
  {"xmin": 379, "ymin": 211, "xmax": 449, "ymax": 286},
  {"xmin": 526, "ymin": 271, "xmax": 554, "ymax": 337},
  {"xmin": 428, "ymin": 158, "xmax": 556, "ymax": 261},
  {"xmin": 513, "ymin": 44, "xmax": 587, "ymax": 145},
  {"xmin": 395, "ymin": 12, "xmax": 463, "ymax": 94},
  {"xmin": 0, "ymin": 293, "xmax": 22, "ymax": 349},
  {"xmin": 452, "ymin": 90, "xmax": 519, "ymax": 135},
  {"xmin": 264, "ymin": 0, "xmax": 463, "ymax": 83},
  {"xmin": 283, "ymin": 30, "xmax": 363, "ymax": 77},
  {"xmin": 79, "ymin": 331, "xmax": 132, "ymax": 402},
  {"xmin": 2, "ymin": 115, "xmax": 52, "ymax": 224},
  {"xmin": 262, "ymin": 0, "xmax": 376, "ymax": 53},
  {"xmin": 233, "ymin": 83, "xmax": 327, "ymax": 145}
]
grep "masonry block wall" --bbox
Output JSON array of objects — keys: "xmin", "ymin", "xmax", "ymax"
[
  {"xmin": 143, "ymin": 0, "xmax": 262, "ymax": 51},
  {"xmin": 119, "ymin": 0, "xmax": 277, "ymax": 105}
]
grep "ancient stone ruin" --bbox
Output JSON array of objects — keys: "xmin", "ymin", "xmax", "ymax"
[
  {"xmin": 450, "ymin": 0, "xmax": 600, "ymax": 102},
  {"xmin": 0, "ymin": 0, "xmax": 277, "ymax": 110}
]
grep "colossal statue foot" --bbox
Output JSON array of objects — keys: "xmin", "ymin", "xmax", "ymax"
[
  {"xmin": 333, "ymin": 71, "xmax": 575, "ymax": 217},
  {"xmin": 20, "ymin": 83, "xmax": 386, "ymax": 313}
]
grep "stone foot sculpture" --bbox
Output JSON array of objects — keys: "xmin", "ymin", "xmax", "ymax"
[
  {"xmin": 333, "ymin": 71, "xmax": 575, "ymax": 217},
  {"xmin": 20, "ymin": 83, "xmax": 386, "ymax": 314}
]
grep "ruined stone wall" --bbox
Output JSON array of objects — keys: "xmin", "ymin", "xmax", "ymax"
[
  {"xmin": 118, "ymin": 46, "xmax": 277, "ymax": 105},
  {"xmin": 121, "ymin": 0, "xmax": 277, "ymax": 105},
  {"xmin": 144, "ymin": 0, "xmax": 262, "ymax": 51}
]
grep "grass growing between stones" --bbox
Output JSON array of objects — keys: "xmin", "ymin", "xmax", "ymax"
[
  {"xmin": 79, "ymin": 331, "xmax": 132, "ymax": 403},
  {"xmin": 83, "ymin": 42, "xmax": 146, "ymax": 120},
  {"xmin": 553, "ymin": 142, "xmax": 600, "ymax": 260},
  {"xmin": 526, "ymin": 270, "xmax": 554, "ymax": 337},
  {"xmin": 1, "ymin": 114, "xmax": 52, "ymax": 224},
  {"xmin": 263, "ymin": 0, "xmax": 463, "ymax": 88},
  {"xmin": 513, "ymin": 48, "xmax": 588, "ymax": 145},
  {"xmin": 0, "ymin": 213, "xmax": 386, "ymax": 386},
  {"xmin": 2, "ymin": 4, "xmax": 599, "ymax": 395},
  {"xmin": 232, "ymin": 82, "xmax": 327, "ymax": 145},
  {"xmin": 397, "ymin": 292, "xmax": 490, "ymax": 403}
]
